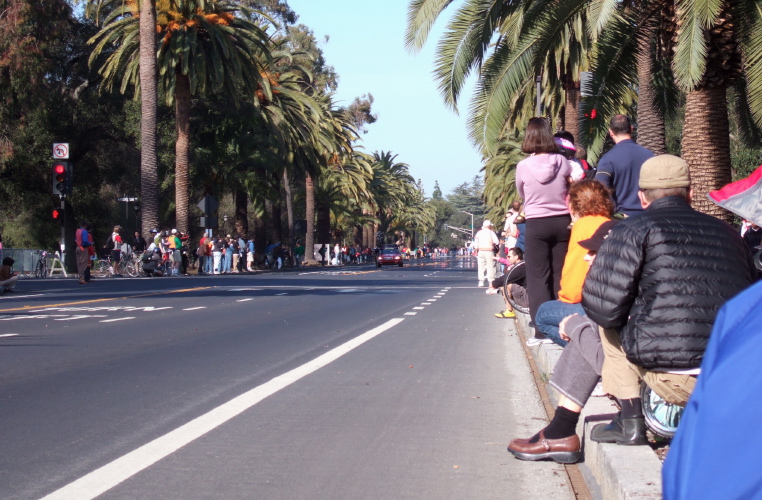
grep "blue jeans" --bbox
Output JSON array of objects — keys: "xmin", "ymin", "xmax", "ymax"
[
  {"xmin": 535, "ymin": 300, "xmax": 586, "ymax": 347},
  {"xmin": 204, "ymin": 255, "xmax": 213, "ymax": 274}
]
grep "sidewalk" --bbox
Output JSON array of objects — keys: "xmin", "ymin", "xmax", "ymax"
[{"xmin": 512, "ymin": 313, "xmax": 663, "ymax": 500}]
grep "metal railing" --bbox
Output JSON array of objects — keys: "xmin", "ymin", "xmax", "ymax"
[{"xmin": 1, "ymin": 248, "xmax": 58, "ymax": 278}]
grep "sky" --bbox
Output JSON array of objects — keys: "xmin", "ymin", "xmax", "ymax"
[{"xmin": 285, "ymin": 0, "xmax": 483, "ymax": 198}]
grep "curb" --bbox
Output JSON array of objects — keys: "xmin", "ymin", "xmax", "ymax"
[{"xmin": 513, "ymin": 313, "xmax": 663, "ymax": 500}]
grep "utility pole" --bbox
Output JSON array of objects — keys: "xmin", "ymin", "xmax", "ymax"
[{"xmin": 462, "ymin": 211, "xmax": 475, "ymax": 240}]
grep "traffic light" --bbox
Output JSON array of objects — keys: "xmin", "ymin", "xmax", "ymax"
[
  {"xmin": 52, "ymin": 208, "xmax": 62, "ymax": 220},
  {"xmin": 52, "ymin": 161, "xmax": 72, "ymax": 196}
]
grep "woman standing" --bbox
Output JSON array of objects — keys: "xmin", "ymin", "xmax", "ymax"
[{"xmin": 516, "ymin": 117, "xmax": 572, "ymax": 342}]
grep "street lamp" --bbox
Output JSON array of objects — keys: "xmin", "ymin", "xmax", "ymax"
[
  {"xmin": 223, "ymin": 214, "xmax": 229, "ymax": 235},
  {"xmin": 462, "ymin": 211, "xmax": 475, "ymax": 240}
]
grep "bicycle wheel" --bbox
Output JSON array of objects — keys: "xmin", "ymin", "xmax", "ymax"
[
  {"xmin": 640, "ymin": 381, "xmax": 683, "ymax": 439},
  {"xmin": 503, "ymin": 281, "xmax": 530, "ymax": 315},
  {"xmin": 92, "ymin": 260, "xmax": 112, "ymax": 277},
  {"xmin": 124, "ymin": 261, "xmax": 139, "ymax": 277}
]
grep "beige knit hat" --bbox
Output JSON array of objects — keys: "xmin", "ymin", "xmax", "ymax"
[{"xmin": 639, "ymin": 154, "xmax": 691, "ymax": 189}]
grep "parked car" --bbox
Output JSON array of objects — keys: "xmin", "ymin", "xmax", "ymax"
[{"xmin": 376, "ymin": 246, "xmax": 403, "ymax": 267}]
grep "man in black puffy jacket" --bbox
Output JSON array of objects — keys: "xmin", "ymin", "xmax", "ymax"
[{"xmin": 581, "ymin": 154, "xmax": 756, "ymax": 445}]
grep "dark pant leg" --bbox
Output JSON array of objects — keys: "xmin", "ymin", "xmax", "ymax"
[
  {"xmin": 549, "ymin": 215, "xmax": 572, "ymax": 295},
  {"xmin": 524, "ymin": 218, "xmax": 554, "ymax": 323}
]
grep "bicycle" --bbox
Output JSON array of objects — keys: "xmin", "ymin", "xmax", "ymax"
[{"xmin": 33, "ymin": 250, "xmax": 49, "ymax": 278}]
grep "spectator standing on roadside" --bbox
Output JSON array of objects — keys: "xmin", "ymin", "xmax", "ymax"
[
  {"xmin": 212, "ymin": 237, "xmax": 223, "ymax": 274},
  {"xmin": 247, "ymin": 238, "xmax": 255, "ymax": 271},
  {"xmin": 294, "ymin": 240, "xmax": 304, "ymax": 268},
  {"xmin": 516, "ymin": 117, "xmax": 572, "ymax": 329},
  {"xmin": 105, "ymin": 225, "xmax": 124, "ymax": 277},
  {"xmin": 595, "ymin": 115, "xmax": 654, "ymax": 216},
  {"xmin": 169, "ymin": 229, "xmax": 182, "ymax": 276},
  {"xmin": 474, "ymin": 220, "xmax": 499, "ymax": 286},
  {"xmin": 133, "ymin": 231, "xmax": 146, "ymax": 254},
  {"xmin": 75, "ymin": 221, "xmax": 92, "ymax": 285}
]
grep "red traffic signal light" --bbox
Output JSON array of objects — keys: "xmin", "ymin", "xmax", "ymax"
[
  {"xmin": 52, "ymin": 208, "xmax": 62, "ymax": 220},
  {"xmin": 52, "ymin": 161, "xmax": 73, "ymax": 196}
]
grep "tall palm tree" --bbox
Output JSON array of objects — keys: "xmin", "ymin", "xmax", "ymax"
[
  {"xmin": 140, "ymin": 0, "xmax": 159, "ymax": 235},
  {"xmin": 405, "ymin": 0, "xmax": 591, "ymax": 156},
  {"xmin": 88, "ymin": 0, "xmax": 274, "ymax": 232}
]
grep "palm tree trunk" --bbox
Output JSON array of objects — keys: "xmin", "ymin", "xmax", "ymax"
[
  {"xmin": 636, "ymin": 25, "xmax": 666, "ymax": 154},
  {"xmin": 174, "ymin": 73, "xmax": 191, "ymax": 234},
  {"xmin": 139, "ymin": 0, "xmax": 159, "ymax": 237},
  {"xmin": 682, "ymin": 86, "xmax": 733, "ymax": 223},
  {"xmin": 235, "ymin": 188, "xmax": 248, "ymax": 237},
  {"xmin": 282, "ymin": 169, "xmax": 294, "ymax": 243},
  {"xmin": 563, "ymin": 83, "xmax": 580, "ymax": 140},
  {"xmin": 304, "ymin": 171, "xmax": 316, "ymax": 264},
  {"xmin": 269, "ymin": 172, "xmax": 282, "ymax": 243}
]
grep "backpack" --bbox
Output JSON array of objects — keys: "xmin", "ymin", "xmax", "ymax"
[{"xmin": 580, "ymin": 159, "xmax": 597, "ymax": 180}]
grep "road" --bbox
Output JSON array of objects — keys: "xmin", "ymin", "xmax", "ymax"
[{"xmin": 0, "ymin": 257, "xmax": 574, "ymax": 499}]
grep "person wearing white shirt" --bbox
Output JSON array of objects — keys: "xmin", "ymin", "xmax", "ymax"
[{"xmin": 474, "ymin": 220, "xmax": 499, "ymax": 286}]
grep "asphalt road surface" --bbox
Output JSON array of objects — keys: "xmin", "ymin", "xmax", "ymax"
[{"xmin": 0, "ymin": 257, "xmax": 574, "ymax": 500}]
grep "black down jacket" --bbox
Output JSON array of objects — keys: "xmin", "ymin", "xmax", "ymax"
[{"xmin": 582, "ymin": 196, "xmax": 756, "ymax": 369}]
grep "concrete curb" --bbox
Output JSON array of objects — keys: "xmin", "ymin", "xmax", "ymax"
[{"xmin": 514, "ymin": 313, "xmax": 663, "ymax": 500}]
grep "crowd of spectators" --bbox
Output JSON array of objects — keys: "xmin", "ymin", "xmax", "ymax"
[{"xmin": 480, "ymin": 115, "xmax": 760, "ymax": 478}]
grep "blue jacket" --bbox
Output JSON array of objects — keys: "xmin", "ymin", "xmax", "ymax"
[
  {"xmin": 662, "ymin": 280, "xmax": 762, "ymax": 499},
  {"xmin": 595, "ymin": 139, "xmax": 653, "ymax": 215}
]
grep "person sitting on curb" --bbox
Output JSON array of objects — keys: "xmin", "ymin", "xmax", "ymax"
[
  {"xmin": 486, "ymin": 247, "xmax": 527, "ymax": 319},
  {"xmin": 582, "ymin": 154, "xmax": 755, "ymax": 446},
  {"xmin": 533, "ymin": 180, "xmax": 613, "ymax": 347},
  {"xmin": 0, "ymin": 257, "xmax": 20, "ymax": 293},
  {"xmin": 507, "ymin": 221, "xmax": 615, "ymax": 463}
]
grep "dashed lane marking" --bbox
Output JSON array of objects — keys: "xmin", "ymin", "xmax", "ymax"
[
  {"xmin": 236, "ymin": 298, "xmax": 254, "ymax": 302},
  {"xmin": 404, "ymin": 312, "xmax": 417, "ymax": 316},
  {"xmin": 275, "ymin": 293, "xmax": 288, "ymax": 296},
  {"xmin": 413, "ymin": 307, "xmax": 424, "ymax": 310},
  {"xmin": 0, "ymin": 287, "xmax": 211, "ymax": 313},
  {"xmin": 182, "ymin": 307, "xmax": 206, "ymax": 311},
  {"xmin": 40, "ymin": 317, "xmax": 406, "ymax": 500},
  {"xmin": 100, "ymin": 317, "xmax": 135, "ymax": 323},
  {"xmin": 420, "ymin": 303, "xmax": 430, "ymax": 306},
  {"xmin": 0, "ymin": 333, "xmax": 18, "ymax": 338}
]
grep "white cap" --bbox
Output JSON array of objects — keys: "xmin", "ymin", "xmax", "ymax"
[
  {"xmin": 482, "ymin": 220, "xmax": 492, "ymax": 228},
  {"xmin": 171, "ymin": 229, "xmax": 177, "ymax": 234}
]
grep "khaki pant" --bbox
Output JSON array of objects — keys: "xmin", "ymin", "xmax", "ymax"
[
  {"xmin": 477, "ymin": 250, "xmax": 496, "ymax": 284},
  {"xmin": 76, "ymin": 246, "xmax": 89, "ymax": 282},
  {"xmin": 599, "ymin": 327, "xmax": 696, "ymax": 406},
  {"xmin": 232, "ymin": 254, "xmax": 239, "ymax": 272}
]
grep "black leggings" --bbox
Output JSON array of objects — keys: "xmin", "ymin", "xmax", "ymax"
[{"xmin": 524, "ymin": 214, "xmax": 571, "ymax": 325}]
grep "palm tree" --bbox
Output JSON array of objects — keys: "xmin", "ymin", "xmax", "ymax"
[
  {"xmin": 581, "ymin": 0, "xmax": 762, "ymax": 220},
  {"xmin": 88, "ymin": 0, "xmax": 274, "ymax": 232},
  {"xmin": 140, "ymin": 0, "xmax": 159, "ymax": 235},
  {"xmin": 405, "ymin": 0, "xmax": 591, "ymax": 156}
]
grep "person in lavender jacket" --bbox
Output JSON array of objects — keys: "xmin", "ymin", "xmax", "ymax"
[{"xmin": 516, "ymin": 117, "xmax": 572, "ymax": 344}]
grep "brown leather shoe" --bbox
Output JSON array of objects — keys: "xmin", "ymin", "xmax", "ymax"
[{"xmin": 508, "ymin": 431, "xmax": 582, "ymax": 464}]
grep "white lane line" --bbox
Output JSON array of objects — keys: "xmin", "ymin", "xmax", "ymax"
[
  {"xmin": 413, "ymin": 307, "xmax": 424, "ymax": 310},
  {"xmin": 0, "ymin": 293, "xmax": 43, "ymax": 299},
  {"xmin": 236, "ymin": 298, "xmax": 254, "ymax": 302},
  {"xmin": 55, "ymin": 315, "xmax": 107, "ymax": 321},
  {"xmin": 0, "ymin": 333, "xmax": 19, "ymax": 338},
  {"xmin": 445, "ymin": 287, "xmax": 451, "ymax": 290},
  {"xmin": 182, "ymin": 307, "xmax": 207, "ymax": 311},
  {"xmin": 440, "ymin": 290, "xmax": 448, "ymax": 292},
  {"xmin": 99, "ymin": 317, "xmax": 135, "ymax": 323},
  {"xmin": 404, "ymin": 312, "xmax": 417, "ymax": 316},
  {"xmin": 40, "ymin": 317, "xmax": 406, "ymax": 500},
  {"xmin": 420, "ymin": 303, "xmax": 430, "ymax": 306},
  {"xmin": 427, "ymin": 299, "xmax": 437, "ymax": 302},
  {"xmin": 275, "ymin": 293, "xmax": 288, "ymax": 296}
]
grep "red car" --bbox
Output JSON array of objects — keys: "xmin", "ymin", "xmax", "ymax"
[{"xmin": 376, "ymin": 247, "xmax": 403, "ymax": 267}]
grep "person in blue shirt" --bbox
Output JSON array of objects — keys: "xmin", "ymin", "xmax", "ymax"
[
  {"xmin": 595, "ymin": 115, "xmax": 654, "ymax": 216},
  {"xmin": 662, "ymin": 279, "xmax": 762, "ymax": 499},
  {"xmin": 75, "ymin": 221, "xmax": 92, "ymax": 284}
]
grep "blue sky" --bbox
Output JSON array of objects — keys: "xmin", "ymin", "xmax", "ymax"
[{"xmin": 285, "ymin": 0, "xmax": 483, "ymax": 198}]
